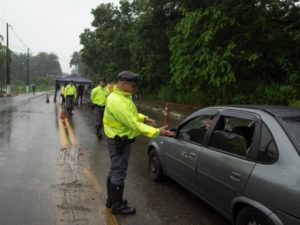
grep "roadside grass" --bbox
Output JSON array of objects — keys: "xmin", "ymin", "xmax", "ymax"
[{"xmin": 0, "ymin": 84, "xmax": 53, "ymax": 96}]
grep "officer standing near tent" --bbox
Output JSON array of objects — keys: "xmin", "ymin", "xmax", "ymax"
[
  {"xmin": 103, "ymin": 71, "xmax": 175, "ymax": 215},
  {"xmin": 64, "ymin": 80, "xmax": 77, "ymax": 116},
  {"xmin": 90, "ymin": 78, "xmax": 110, "ymax": 139}
]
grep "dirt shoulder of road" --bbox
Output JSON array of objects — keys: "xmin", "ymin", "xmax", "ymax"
[{"xmin": 53, "ymin": 144, "xmax": 117, "ymax": 225}]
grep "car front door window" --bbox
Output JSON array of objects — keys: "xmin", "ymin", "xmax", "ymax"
[{"xmin": 178, "ymin": 115, "xmax": 215, "ymax": 145}]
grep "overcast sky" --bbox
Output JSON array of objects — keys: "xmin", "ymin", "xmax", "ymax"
[{"xmin": 0, "ymin": 0, "xmax": 119, "ymax": 74}]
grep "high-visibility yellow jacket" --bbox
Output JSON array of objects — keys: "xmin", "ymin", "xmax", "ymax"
[
  {"xmin": 60, "ymin": 85, "xmax": 65, "ymax": 96},
  {"xmin": 90, "ymin": 85, "xmax": 109, "ymax": 106},
  {"xmin": 64, "ymin": 84, "xmax": 77, "ymax": 98},
  {"xmin": 103, "ymin": 87, "xmax": 159, "ymax": 139}
]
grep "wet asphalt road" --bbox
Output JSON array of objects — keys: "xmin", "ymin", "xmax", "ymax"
[
  {"xmin": 0, "ymin": 93, "xmax": 58, "ymax": 225},
  {"xmin": 0, "ymin": 93, "xmax": 231, "ymax": 225}
]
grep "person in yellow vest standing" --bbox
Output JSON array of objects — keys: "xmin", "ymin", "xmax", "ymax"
[
  {"xmin": 103, "ymin": 71, "xmax": 175, "ymax": 215},
  {"xmin": 64, "ymin": 80, "xmax": 77, "ymax": 116},
  {"xmin": 60, "ymin": 83, "xmax": 66, "ymax": 106},
  {"xmin": 90, "ymin": 78, "xmax": 110, "ymax": 139}
]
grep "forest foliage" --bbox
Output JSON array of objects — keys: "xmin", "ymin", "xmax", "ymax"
[
  {"xmin": 75, "ymin": 0, "xmax": 300, "ymax": 106},
  {"xmin": 0, "ymin": 47, "xmax": 62, "ymax": 87}
]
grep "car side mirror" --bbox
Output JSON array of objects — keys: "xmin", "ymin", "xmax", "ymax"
[
  {"xmin": 169, "ymin": 128, "xmax": 177, "ymax": 138},
  {"xmin": 169, "ymin": 128, "xmax": 177, "ymax": 132}
]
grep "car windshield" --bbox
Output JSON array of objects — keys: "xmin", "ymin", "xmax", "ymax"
[{"xmin": 280, "ymin": 117, "xmax": 300, "ymax": 154}]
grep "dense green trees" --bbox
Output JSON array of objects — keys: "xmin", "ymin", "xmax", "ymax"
[
  {"xmin": 0, "ymin": 31, "xmax": 62, "ymax": 91},
  {"xmin": 69, "ymin": 51, "xmax": 90, "ymax": 77},
  {"xmin": 9, "ymin": 52, "xmax": 61, "ymax": 86},
  {"xmin": 79, "ymin": 0, "xmax": 300, "ymax": 106}
]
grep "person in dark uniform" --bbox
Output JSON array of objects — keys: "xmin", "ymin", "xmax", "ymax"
[
  {"xmin": 103, "ymin": 71, "xmax": 175, "ymax": 215},
  {"xmin": 76, "ymin": 84, "xmax": 85, "ymax": 105}
]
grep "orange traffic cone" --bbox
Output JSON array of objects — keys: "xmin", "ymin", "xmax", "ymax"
[
  {"xmin": 60, "ymin": 110, "xmax": 66, "ymax": 119},
  {"xmin": 46, "ymin": 95, "xmax": 50, "ymax": 103}
]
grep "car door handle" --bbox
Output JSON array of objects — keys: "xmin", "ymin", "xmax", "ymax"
[
  {"xmin": 230, "ymin": 171, "xmax": 241, "ymax": 182},
  {"xmin": 181, "ymin": 152, "xmax": 188, "ymax": 158},
  {"xmin": 188, "ymin": 153, "xmax": 196, "ymax": 159}
]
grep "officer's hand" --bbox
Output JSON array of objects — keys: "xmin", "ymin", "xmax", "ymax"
[
  {"xmin": 144, "ymin": 117, "xmax": 157, "ymax": 127},
  {"xmin": 159, "ymin": 125, "xmax": 176, "ymax": 137}
]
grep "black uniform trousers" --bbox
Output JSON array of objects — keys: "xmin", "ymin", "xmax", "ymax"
[
  {"xmin": 107, "ymin": 138, "xmax": 132, "ymax": 185},
  {"xmin": 94, "ymin": 105, "xmax": 105, "ymax": 127}
]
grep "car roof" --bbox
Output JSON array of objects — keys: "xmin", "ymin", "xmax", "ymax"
[
  {"xmin": 200, "ymin": 105, "xmax": 300, "ymax": 118},
  {"xmin": 230, "ymin": 105, "xmax": 300, "ymax": 118}
]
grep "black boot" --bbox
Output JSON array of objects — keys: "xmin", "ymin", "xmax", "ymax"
[
  {"xmin": 106, "ymin": 176, "xmax": 113, "ymax": 208},
  {"xmin": 106, "ymin": 177, "xmax": 127, "ymax": 208},
  {"xmin": 111, "ymin": 184, "xmax": 136, "ymax": 215}
]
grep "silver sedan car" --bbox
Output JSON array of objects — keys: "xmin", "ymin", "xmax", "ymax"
[{"xmin": 148, "ymin": 105, "xmax": 300, "ymax": 225}]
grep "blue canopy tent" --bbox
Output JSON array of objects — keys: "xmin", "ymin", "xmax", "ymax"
[
  {"xmin": 56, "ymin": 74, "xmax": 94, "ymax": 85},
  {"xmin": 54, "ymin": 74, "xmax": 94, "ymax": 102}
]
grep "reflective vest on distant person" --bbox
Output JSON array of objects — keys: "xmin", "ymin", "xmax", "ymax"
[
  {"xmin": 90, "ymin": 85, "xmax": 109, "ymax": 106},
  {"xmin": 60, "ymin": 86, "xmax": 65, "ymax": 96},
  {"xmin": 64, "ymin": 84, "xmax": 77, "ymax": 98}
]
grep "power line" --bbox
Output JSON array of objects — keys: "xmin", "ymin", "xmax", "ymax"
[
  {"xmin": 9, "ymin": 43, "xmax": 28, "ymax": 53},
  {"xmin": 9, "ymin": 25, "xmax": 29, "ymax": 49},
  {"xmin": 0, "ymin": 18, "xmax": 30, "ymax": 51}
]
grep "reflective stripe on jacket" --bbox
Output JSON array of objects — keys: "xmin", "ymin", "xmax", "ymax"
[
  {"xmin": 90, "ymin": 85, "xmax": 109, "ymax": 106},
  {"xmin": 64, "ymin": 84, "xmax": 77, "ymax": 98},
  {"xmin": 103, "ymin": 87, "xmax": 159, "ymax": 139}
]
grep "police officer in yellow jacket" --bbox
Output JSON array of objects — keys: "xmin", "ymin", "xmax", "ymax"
[
  {"xmin": 60, "ymin": 84, "xmax": 66, "ymax": 105},
  {"xmin": 103, "ymin": 71, "xmax": 175, "ymax": 215},
  {"xmin": 90, "ymin": 78, "xmax": 109, "ymax": 139},
  {"xmin": 64, "ymin": 80, "xmax": 77, "ymax": 116}
]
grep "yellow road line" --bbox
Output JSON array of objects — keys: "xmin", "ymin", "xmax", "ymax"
[
  {"xmin": 64, "ymin": 118, "xmax": 78, "ymax": 145},
  {"xmin": 57, "ymin": 106, "xmax": 68, "ymax": 147},
  {"xmin": 85, "ymin": 168, "xmax": 120, "ymax": 225},
  {"xmin": 57, "ymin": 103, "xmax": 119, "ymax": 225}
]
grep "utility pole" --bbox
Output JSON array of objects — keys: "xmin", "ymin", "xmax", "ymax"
[
  {"xmin": 0, "ymin": 61, "xmax": 3, "ymax": 94},
  {"xmin": 26, "ymin": 48, "xmax": 29, "ymax": 93},
  {"xmin": 6, "ymin": 23, "xmax": 11, "ymax": 95}
]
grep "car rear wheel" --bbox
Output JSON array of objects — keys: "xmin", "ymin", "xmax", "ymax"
[
  {"xmin": 236, "ymin": 207, "xmax": 274, "ymax": 225},
  {"xmin": 148, "ymin": 149, "xmax": 164, "ymax": 181}
]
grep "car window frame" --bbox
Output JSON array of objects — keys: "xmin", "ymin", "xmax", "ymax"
[
  {"xmin": 277, "ymin": 116, "xmax": 300, "ymax": 156},
  {"xmin": 176, "ymin": 109, "xmax": 220, "ymax": 146},
  {"xmin": 257, "ymin": 121, "xmax": 279, "ymax": 164},
  {"xmin": 204, "ymin": 109, "xmax": 261, "ymax": 162}
]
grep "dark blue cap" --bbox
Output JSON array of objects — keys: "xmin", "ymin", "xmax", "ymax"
[{"xmin": 117, "ymin": 71, "xmax": 139, "ymax": 82}]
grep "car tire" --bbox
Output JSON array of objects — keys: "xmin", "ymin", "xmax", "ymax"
[
  {"xmin": 148, "ymin": 149, "xmax": 164, "ymax": 182},
  {"xmin": 236, "ymin": 207, "xmax": 274, "ymax": 225}
]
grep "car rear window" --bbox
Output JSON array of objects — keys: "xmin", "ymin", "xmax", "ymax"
[{"xmin": 280, "ymin": 117, "xmax": 300, "ymax": 155}]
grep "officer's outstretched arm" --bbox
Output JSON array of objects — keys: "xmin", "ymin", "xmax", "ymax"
[
  {"xmin": 111, "ymin": 105, "xmax": 159, "ymax": 138},
  {"xmin": 159, "ymin": 125, "xmax": 176, "ymax": 137}
]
